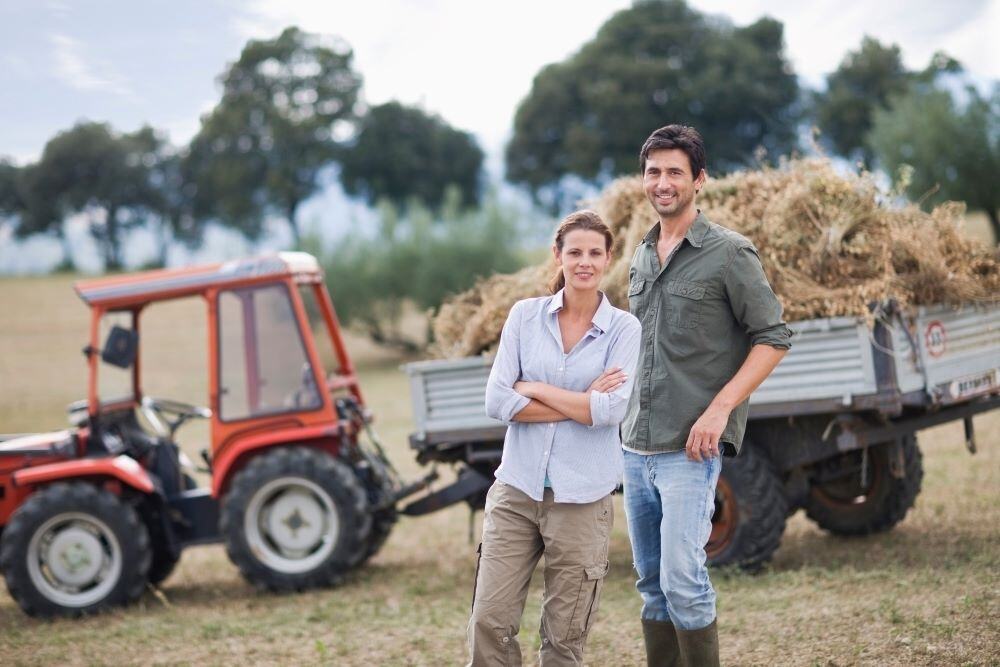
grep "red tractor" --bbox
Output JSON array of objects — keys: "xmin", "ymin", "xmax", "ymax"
[{"xmin": 0, "ymin": 253, "xmax": 422, "ymax": 617}]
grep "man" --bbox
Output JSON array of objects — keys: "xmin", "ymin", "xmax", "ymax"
[{"xmin": 622, "ymin": 125, "xmax": 792, "ymax": 666}]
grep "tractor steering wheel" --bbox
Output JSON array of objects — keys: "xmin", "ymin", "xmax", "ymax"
[{"xmin": 141, "ymin": 396, "xmax": 212, "ymax": 439}]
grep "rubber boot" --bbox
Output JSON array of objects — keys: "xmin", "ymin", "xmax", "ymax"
[
  {"xmin": 676, "ymin": 619, "xmax": 720, "ymax": 667},
  {"xmin": 642, "ymin": 618, "xmax": 681, "ymax": 666}
]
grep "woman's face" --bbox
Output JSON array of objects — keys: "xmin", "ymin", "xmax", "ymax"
[{"xmin": 554, "ymin": 229, "xmax": 610, "ymax": 292}]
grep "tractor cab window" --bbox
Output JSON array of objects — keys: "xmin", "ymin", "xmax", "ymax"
[
  {"xmin": 218, "ymin": 284, "xmax": 322, "ymax": 421},
  {"xmin": 98, "ymin": 312, "xmax": 135, "ymax": 404}
]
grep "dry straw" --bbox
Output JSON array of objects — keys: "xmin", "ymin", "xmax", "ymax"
[{"xmin": 432, "ymin": 158, "xmax": 1000, "ymax": 358}]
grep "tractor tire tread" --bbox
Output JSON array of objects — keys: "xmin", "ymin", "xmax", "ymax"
[{"xmin": 0, "ymin": 482, "xmax": 150, "ymax": 617}]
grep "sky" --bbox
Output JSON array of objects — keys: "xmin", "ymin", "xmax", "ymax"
[
  {"xmin": 0, "ymin": 0, "xmax": 997, "ymax": 271},
  {"xmin": 1, "ymin": 0, "xmax": 997, "ymax": 164}
]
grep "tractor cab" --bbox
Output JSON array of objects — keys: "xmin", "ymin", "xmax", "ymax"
[
  {"xmin": 1, "ymin": 253, "xmax": 409, "ymax": 617},
  {"xmin": 72, "ymin": 252, "xmax": 363, "ymax": 479}
]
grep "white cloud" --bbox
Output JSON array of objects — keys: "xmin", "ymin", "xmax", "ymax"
[{"xmin": 49, "ymin": 32, "xmax": 136, "ymax": 99}]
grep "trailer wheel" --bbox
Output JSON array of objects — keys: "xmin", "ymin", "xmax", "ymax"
[
  {"xmin": 221, "ymin": 447, "xmax": 371, "ymax": 591},
  {"xmin": 805, "ymin": 436, "xmax": 922, "ymax": 536},
  {"xmin": 0, "ymin": 482, "xmax": 151, "ymax": 617},
  {"xmin": 706, "ymin": 443, "xmax": 788, "ymax": 571}
]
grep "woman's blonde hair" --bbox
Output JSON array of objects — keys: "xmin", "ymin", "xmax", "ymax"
[{"xmin": 548, "ymin": 209, "xmax": 614, "ymax": 294}]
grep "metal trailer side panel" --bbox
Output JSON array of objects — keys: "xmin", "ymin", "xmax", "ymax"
[
  {"xmin": 405, "ymin": 315, "xmax": 882, "ymax": 442},
  {"xmin": 749, "ymin": 317, "xmax": 877, "ymax": 406},
  {"xmin": 891, "ymin": 303, "xmax": 1000, "ymax": 404},
  {"xmin": 405, "ymin": 356, "xmax": 505, "ymax": 440}
]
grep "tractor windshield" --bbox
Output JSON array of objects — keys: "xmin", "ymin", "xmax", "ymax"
[{"xmin": 217, "ymin": 283, "xmax": 321, "ymax": 421}]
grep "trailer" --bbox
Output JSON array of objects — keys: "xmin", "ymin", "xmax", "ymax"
[{"xmin": 402, "ymin": 300, "xmax": 1000, "ymax": 569}]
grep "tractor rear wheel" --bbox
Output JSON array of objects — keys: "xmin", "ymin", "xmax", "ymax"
[
  {"xmin": 705, "ymin": 443, "xmax": 788, "ymax": 571},
  {"xmin": 221, "ymin": 447, "xmax": 371, "ymax": 591},
  {"xmin": 0, "ymin": 482, "xmax": 151, "ymax": 617},
  {"xmin": 805, "ymin": 436, "xmax": 923, "ymax": 536}
]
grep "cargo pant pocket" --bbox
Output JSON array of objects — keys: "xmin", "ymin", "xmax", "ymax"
[{"xmin": 567, "ymin": 561, "xmax": 609, "ymax": 640}]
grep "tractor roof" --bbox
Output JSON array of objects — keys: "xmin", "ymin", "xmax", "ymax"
[{"xmin": 74, "ymin": 252, "xmax": 323, "ymax": 309}]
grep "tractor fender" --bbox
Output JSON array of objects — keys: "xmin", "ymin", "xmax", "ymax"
[
  {"xmin": 13, "ymin": 455, "xmax": 155, "ymax": 495},
  {"xmin": 211, "ymin": 424, "xmax": 343, "ymax": 498}
]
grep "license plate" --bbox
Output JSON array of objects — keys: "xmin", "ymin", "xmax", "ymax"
[{"xmin": 947, "ymin": 369, "xmax": 999, "ymax": 400}]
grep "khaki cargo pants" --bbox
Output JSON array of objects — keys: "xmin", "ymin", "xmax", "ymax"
[{"xmin": 467, "ymin": 481, "xmax": 613, "ymax": 666}]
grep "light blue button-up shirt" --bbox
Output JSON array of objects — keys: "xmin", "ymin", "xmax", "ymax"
[{"xmin": 484, "ymin": 290, "xmax": 642, "ymax": 503}]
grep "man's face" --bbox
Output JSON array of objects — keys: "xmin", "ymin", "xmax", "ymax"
[{"xmin": 642, "ymin": 148, "xmax": 705, "ymax": 221}]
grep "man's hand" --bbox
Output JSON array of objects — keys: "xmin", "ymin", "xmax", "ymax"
[
  {"xmin": 685, "ymin": 403, "xmax": 731, "ymax": 461},
  {"xmin": 588, "ymin": 367, "xmax": 627, "ymax": 394}
]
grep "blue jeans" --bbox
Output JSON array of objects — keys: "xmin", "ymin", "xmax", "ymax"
[{"xmin": 623, "ymin": 449, "xmax": 721, "ymax": 631}]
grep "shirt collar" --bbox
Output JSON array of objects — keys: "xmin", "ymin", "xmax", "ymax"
[
  {"xmin": 641, "ymin": 210, "xmax": 710, "ymax": 249},
  {"xmin": 547, "ymin": 289, "xmax": 614, "ymax": 333}
]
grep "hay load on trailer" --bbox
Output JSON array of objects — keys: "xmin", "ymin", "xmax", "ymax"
[
  {"xmin": 431, "ymin": 158, "xmax": 1000, "ymax": 358},
  {"xmin": 406, "ymin": 158, "xmax": 1000, "ymax": 570}
]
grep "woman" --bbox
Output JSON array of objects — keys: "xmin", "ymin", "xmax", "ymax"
[{"xmin": 468, "ymin": 210, "xmax": 642, "ymax": 666}]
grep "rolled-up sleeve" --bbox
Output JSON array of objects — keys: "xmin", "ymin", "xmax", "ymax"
[
  {"xmin": 723, "ymin": 245, "xmax": 793, "ymax": 350},
  {"xmin": 588, "ymin": 314, "xmax": 642, "ymax": 427},
  {"xmin": 485, "ymin": 301, "xmax": 531, "ymax": 423}
]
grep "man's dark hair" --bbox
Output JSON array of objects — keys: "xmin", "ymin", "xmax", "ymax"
[{"xmin": 639, "ymin": 125, "xmax": 707, "ymax": 177}]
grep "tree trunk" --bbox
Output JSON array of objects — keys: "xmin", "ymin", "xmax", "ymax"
[
  {"xmin": 287, "ymin": 201, "xmax": 300, "ymax": 249},
  {"xmin": 988, "ymin": 208, "xmax": 999, "ymax": 247},
  {"xmin": 104, "ymin": 206, "xmax": 121, "ymax": 271},
  {"xmin": 57, "ymin": 222, "xmax": 76, "ymax": 272},
  {"xmin": 156, "ymin": 216, "xmax": 171, "ymax": 268}
]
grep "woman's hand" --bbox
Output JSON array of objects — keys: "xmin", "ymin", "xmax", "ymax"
[
  {"xmin": 588, "ymin": 367, "xmax": 627, "ymax": 394},
  {"xmin": 513, "ymin": 380, "xmax": 539, "ymax": 399}
]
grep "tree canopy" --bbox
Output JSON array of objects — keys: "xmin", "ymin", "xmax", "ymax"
[
  {"xmin": 319, "ymin": 190, "xmax": 524, "ymax": 351},
  {"xmin": 339, "ymin": 101, "xmax": 483, "ymax": 210},
  {"xmin": 869, "ymin": 83, "xmax": 1000, "ymax": 240},
  {"xmin": 812, "ymin": 37, "xmax": 910, "ymax": 164},
  {"xmin": 15, "ymin": 122, "xmax": 170, "ymax": 269},
  {"xmin": 185, "ymin": 26, "xmax": 362, "ymax": 246},
  {"xmin": 505, "ymin": 0, "xmax": 800, "ymax": 202}
]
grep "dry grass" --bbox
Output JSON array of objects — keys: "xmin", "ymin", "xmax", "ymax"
[{"xmin": 1, "ymin": 274, "xmax": 998, "ymax": 666}]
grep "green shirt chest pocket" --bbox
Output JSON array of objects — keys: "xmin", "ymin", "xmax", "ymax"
[
  {"xmin": 628, "ymin": 275, "xmax": 648, "ymax": 318},
  {"xmin": 666, "ymin": 278, "xmax": 706, "ymax": 329}
]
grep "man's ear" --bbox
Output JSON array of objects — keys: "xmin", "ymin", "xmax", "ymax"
[{"xmin": 695, "ymin": 169, "xmax": 707, "ymax": 193}]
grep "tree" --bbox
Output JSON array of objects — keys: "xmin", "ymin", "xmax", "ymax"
[
  {"xmin": 320, "ymin": 190, "xmax": 523, "ymax": 351},
  {"xmin": 0, "ymin": 160, "xmax": 22, "ymax": 225},
  {"xmin": 813, "ymin": 37, "xmax": 910, "ymax": 164},
  {"xmin": 868, "ymin": 84, "xmax": 1000, "ymax": 241},
  {"xmin": 339, "ymin": 101, "xmax": 484, "ymax": 210},
  {"xmin": 15, "ymin": 122, "xmax": 176, "ymax": 270},
  {"xmin": 505, "ymin": 0, "xmax": 799, "ymax": 203},
  {"xmin": 186, "ymin": 26, "xmax": 362, "ymax": 246}
]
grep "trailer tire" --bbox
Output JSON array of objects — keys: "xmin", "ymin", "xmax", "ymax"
[
  {"xmin": 0, "ymin": 482, "xmax": 151, "ymax": 617},
  {"xmin": 805, "ymin": 436, "xmax": 922, "ymax": 536},
  {"xmin": 706, "ymin": 443, "xmax": 788, "ymax": 571},
  {"xmin": 221, "ymin": 447, "xmax": 371, "ymax": 591}
]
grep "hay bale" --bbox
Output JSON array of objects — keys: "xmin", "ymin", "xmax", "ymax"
[{"xmin": 432, "ymin": 158, "xmax": 1000, "ymax": 357}]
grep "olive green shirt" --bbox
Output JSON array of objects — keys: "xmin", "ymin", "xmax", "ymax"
[{"xmin": 622, "ymin": 212, "xmax": 792, "ymax": 455}]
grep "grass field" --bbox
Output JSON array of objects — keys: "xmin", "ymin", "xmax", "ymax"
[{"xmin": 0, "ymin": 274, "xmax": 998, "ymax": 666}]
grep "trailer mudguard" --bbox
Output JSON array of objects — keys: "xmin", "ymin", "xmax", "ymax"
[
  {"xmin": 13, "ymin": 455, "xmax": 155, "ymax": 494},
  {"xmin": 210, "ymin": 424, "xmax": 342, "ymax": 498}
]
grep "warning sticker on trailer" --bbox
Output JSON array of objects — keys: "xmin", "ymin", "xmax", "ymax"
[
  {"xmin": 924, "ymin": 320, "xmax": 947, "ymax": 358},
  {"xmin": 947, "ymin": 369, "xmax": 999, "ymax": 400}
]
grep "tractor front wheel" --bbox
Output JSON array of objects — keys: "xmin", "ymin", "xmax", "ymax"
[
  {"xmin": 221, "ymin": 447, "xmax": 371, "ymax": 591},
  {"xmin": 0, "ymin": 482, "xmax": 151, "ymax": 617}
]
